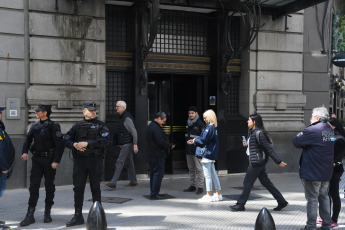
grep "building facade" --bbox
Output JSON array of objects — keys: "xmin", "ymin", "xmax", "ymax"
[{"xmin": 1, "ymin": 0, "xmax": 333, "ymax": 188}]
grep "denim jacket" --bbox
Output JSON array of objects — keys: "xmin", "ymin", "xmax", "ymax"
[{"xmin": 194, "ymin": 124, "xmax": 219, "ymax": 160}]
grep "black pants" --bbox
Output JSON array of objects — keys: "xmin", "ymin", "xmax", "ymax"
[
  {"xmin": 28, "ymin": 157, "xmax": 56, "ymax": 208},
  {"xmin": 237, "ymin": 164, "xmax": 286, "ymax": 205},
  {"xmin": 148, "ymin": 157, "xmax": 165, "ymax": 196},
  {"xmin": 328, "ymin": 170, "xmax": 343, "ymax": 223},
  {"xmin": 73, "ymin": 156, "xmax": 103, "ymax": 208}
]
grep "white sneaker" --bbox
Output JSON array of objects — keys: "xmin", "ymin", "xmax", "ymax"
[
  {"xmin": 198, "ymin": 195, "xmax": 213, "ymax": 202},
  {"xmin": 212, "ymin": 193, "xmax": 223, "ymax": 202}
]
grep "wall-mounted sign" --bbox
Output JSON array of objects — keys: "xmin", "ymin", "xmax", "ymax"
[
  {"xmin": 332, "ymin": 52, "xmax": 345, "ymax": 67},
  {"xmin": 209, "ymin": 96, "xmax": 216, "ymax": 106},
  {"xmin": 6, "ymin": 98, "xmax": 20, "ymax": 120}
]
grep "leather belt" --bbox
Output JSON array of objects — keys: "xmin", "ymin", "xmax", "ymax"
[{"xmin": 33, "ymin": 152, "xmax": 51, "ymax": 157}]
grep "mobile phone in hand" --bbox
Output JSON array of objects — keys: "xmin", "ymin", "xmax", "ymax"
[{"xmin": 242, "ymin": 136, "xmax": 246, "ymax": 142}]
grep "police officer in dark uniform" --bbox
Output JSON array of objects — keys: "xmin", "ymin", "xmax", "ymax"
[
  {"xmin": 64, "ymin": 101, "xmax": 110, "ymax": 227},
  {"xmin": 0, "ymin": 107, "xmax": 15, "ymax": 230},
  {"xmin": 20, "ymin": 103, "xmax": 65, "ymax": 226}
]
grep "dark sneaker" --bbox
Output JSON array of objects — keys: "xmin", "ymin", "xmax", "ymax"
[
  {"xmin": 230, "ymin": 204, "xmax": 245, "ymax": 211},
  {"xmin": 273, "ymin": 201, "xmax": 288, "ymax": 211},
  {"xmin": 196, "ymin": 188, "xmax": 203, "ymax": 195},
  {"xmin": 183, "ymin": 186, "xmax": 196, "ymax": 192},
  {"xmin": 127, "ymin": 183, "xmax": 138, "ymax": 187},
  {"xmin": 104, "ymin": 182, "xmax": 116, "ymax": 190},
  {"xmin": 150, "ymin": 194, "xmax": 166, "ymax": 200}
]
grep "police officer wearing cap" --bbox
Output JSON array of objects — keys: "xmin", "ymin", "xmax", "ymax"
[
  {"xmin": 64, "ymin": 101, "xmax": 110, "ymax": 227},
  {"xmin": 20, "ymin": 103, "xmax": 65, "ymax": 226}
]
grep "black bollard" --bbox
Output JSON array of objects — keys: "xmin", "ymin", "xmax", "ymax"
[
  {"xmin": 254, "ymin": 207, "xmax": 276, "ymax": 230},
  {"xmin": 0, "ymin": 225, "xmax": 10, "ymax": 230},
  {"xmin": 86, "ymin": 201, "xmax": 107, "ymax": 230}
]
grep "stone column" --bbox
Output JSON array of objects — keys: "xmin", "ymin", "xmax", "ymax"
[
  {"xmin": 241, "ymin": 12, "xmax": 307, "ymax": 172},
  {"xmin": 27, "ymin": 0, "xmax": 106, "ymax": 133}
]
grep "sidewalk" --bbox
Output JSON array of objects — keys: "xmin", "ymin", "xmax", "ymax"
[{"xmin": 0, "ymin": 172, "xmax": 344, "ymax": 230}]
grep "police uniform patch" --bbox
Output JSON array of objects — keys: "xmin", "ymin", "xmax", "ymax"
[
  {"xmin": 102, "ymin": 132, "xmax": 109, "ymax": 137},
  {"xmin": 56, "ymin": 131, "xmax": 62, "ymax": 137},
  {"xmin": 296, "ymin": 132, "xmax": 303, "ymax": 137}
]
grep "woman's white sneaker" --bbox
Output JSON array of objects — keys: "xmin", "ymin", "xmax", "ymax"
[
  {"xmin": 198, "ymin": 195, "xmax": 213, "ymax": 202},
  {"xmin": 212, "ymin": 193, "xmax": 223, "ymax": 202}
]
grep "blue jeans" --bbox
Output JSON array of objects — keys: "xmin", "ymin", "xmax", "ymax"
[
  {"xmin": 202, "ymin": 162, "xmax": 221, "ymax": 192},
  {"xmin": 148, "ymin": 157, "xmax": 165, "ymax": 196},
  {"xmin": 0, "ymin": 173, "xmax": 7, "ymax": 198},
  {"xmin": 302, "ymin": 180, "xmax": 331, "ymax": 230}
]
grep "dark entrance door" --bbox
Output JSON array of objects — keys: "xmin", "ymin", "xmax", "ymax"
[{"xmin": 148, "ymin": 74, "xmax": 205, "ymax": 174}]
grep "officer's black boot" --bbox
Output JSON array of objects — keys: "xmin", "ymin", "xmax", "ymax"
[
  {"xmin": 66, "ymin": 207, "xmax": 84, "ymax": 227},
  {"xmin": 43, "ymin": 206, "xmax": 52, "ymax": 223},
  {"xmin": 20, "ymin": 207, "xmax": 36, "ymax": 226}
]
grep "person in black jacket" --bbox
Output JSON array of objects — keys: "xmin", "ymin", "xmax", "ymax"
[
  {"xmin": 20, "ymin": 103, "xmax": 65, "ymax": 226},
  {"xmin": 105, "ymin": 100, "xmax": 138, "ymax": 190},
  {"xmin": 64, "ymin": 101, "xmax": 110, "ymax": 227},
  {"xmin": 230, "ymin": 113, "xmax": 288, "ymax": 212},
  {"xmin": 146, "ymin": 112, "xmax": 175, "ymax": 200},
  {"xmin": 0, "ymin": 107, "xmax": 15, "ymax": 230},
  {"xmin": 326, "ymin": 118, "xmax": 345, "ymax": 228},
  {"xmin": 184, "ymin": 106, "xmax": 205, "ymax": 195}
]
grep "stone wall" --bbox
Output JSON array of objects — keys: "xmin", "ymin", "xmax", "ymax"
[
  {"xmin": 28, "ymin": 0, "xmax": 106, "ymax": 133},
  {"xmin": 302, "ymin": 4, "xmax": 331, "ymax": 124},
  {"xmin": 240, "ymin": 3, "xmax": 332, "ymax": 173},
  {"xmin": 4, "ymin": 0, "xmax": 107, "ymax": 189},
  {"xmin": 0, "ymin": 0, "xmax": 27, "ymax": 188}
]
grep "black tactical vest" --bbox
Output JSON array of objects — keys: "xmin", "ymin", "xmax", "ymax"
[
  {"xmin": 117, "ymin": 111, "xmax": 134, "ymax": 145},
  {"xmin": 31, "ymin": 120, "xmax": 55, "ymax": 152},
  {"xmin": 75, "ymin": 120, "xmax": 101, "ymax": 155}
]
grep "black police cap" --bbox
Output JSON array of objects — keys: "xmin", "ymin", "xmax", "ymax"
[
  {"xmin": 34, "ymin": 103, "xmax": 52, "ymax": 112},
  {"xmin": 83, "ymin": 101, "xmax": 97, "ymax": 111},
  {"xmin": 0, "ymin": 107, "xmax": 5, "ymax": 112}
]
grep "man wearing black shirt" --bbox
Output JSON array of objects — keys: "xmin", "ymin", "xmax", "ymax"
[
  {"xmin": 64, "ymin": 101, "xmax": 110, "ymax": 227},
  {"xmin": 20, "ymin": 103, "xmax": 65, "ymax": 226}
]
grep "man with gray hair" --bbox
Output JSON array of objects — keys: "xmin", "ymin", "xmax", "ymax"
[
  {"xmin": 105, "ymin": 101, "xmax": 138, "ymax": 190},
  {"xmin": 293, "ymin": 106, "xmax": 335, "ymax": 230}
]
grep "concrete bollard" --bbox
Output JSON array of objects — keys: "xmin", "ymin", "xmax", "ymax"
[
  {"xmin": 254, "ymin": 207, "xmax": 276, "ymax": 230},
  {"xmin": 86, "ymin": 201, "xmax": 107, "ymax": 230}
]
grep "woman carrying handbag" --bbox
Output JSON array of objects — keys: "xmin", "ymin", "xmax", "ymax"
[{"xmin": 187, "ymin": 109, "xmax": 222, "ymax": 202}]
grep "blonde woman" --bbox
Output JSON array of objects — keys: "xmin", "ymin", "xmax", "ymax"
[{"xmin": 187, "ymin": 109, "xmax": 222, "ymax": 202}]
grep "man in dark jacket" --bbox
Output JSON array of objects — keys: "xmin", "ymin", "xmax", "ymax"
[
  {"xmin": 146, "ymin": 112, "xmax": 175, "ymax": 200},
  {"xmin": 0, "ymin": 107, "xmax": 15, "ymax": 229},
  {"xmin": 293, "ymin": 106, "xmax": 335, "ymax": 230},
  {"xmin": 184, "ymin": 106, "xmax": 205, "ymax": 194},
  {"xmin": 64, "ymin": 101, "xmax": 110, "ymax": 227},
  {"xmin": 20, "ymin": 103, "xmax": 65, "ymax": 226},
  {"xmin": 105, "ymin": 100, "xmax": 138, "ymax": 190}
]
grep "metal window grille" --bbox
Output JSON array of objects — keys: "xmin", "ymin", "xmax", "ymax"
[
  {"xmin": 106, "ymin": 71, "xmax": 133, "ymax": 119},
  {"xmin": 230, "ymin": 16, "xmax": 241, "ymax": 57},
  {"xmin": 226, "ymin": 76, "xmax": 240, "ymax": 117},
  {"xmin": 151, "ymin": 9, "xmax": 208, "ymax": 56},
  {"xmin": 106, "ymin": 5, "xmax": 133, "ymax": 52}
]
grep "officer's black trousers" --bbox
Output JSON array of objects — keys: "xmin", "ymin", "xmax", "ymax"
[
  {"xmin": 73, "ymin": 156, "xmax": 103, "ymax": 208},
  {"xmin": 28, "ymin": 157, "xmax": 56, "ymax": 207}
]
